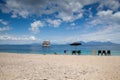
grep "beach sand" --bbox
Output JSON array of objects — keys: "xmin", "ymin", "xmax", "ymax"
[{"xmin": 0, "ymin": 53, "xmax": 120, "ymax": 80}]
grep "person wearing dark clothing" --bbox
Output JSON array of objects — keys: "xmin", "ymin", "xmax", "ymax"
[
  {"xmin": 98, "ymin": 50, "xmax": 101, "ymax": 55},
  {"xmin": 77, "ymin": 50, "xmax": 81, "ymax": 55},
  {"xmin": 102, "ymin": 50, "xmax": 106, "ymax": 56},
  {"xmin": 107, "ymin": 50, "xmax": 111, "ymax": 56},
  {"xmin": 72, "ymin": 50, "xmax": 76, "ymax": 55},
  {"xmin": 64, "ymin": 50, "xmax": 67, "ymax": 54}
]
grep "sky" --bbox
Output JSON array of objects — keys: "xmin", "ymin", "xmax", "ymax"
[{"xmin": 0, "ymin": 0, "xmax": 120, "ymax": 44}]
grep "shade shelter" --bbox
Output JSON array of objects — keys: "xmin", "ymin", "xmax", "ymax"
[
  {"xmin": 70, "ymin": 42, "xmax": 81, "ymax": 46},
  {"xmin": 70, "ymin": 42, "xmax": 82, "ymax": 55}
]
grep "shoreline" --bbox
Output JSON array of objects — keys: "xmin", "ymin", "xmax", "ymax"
[
  {"xmin": 0, "ymin": 52, "xmax": 120, "ymax": 56},
  {"xmin": 0, "ymin": 52, "xmax": 120, "ymax": 80}
]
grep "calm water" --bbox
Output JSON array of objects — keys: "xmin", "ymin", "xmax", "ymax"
[{"xmin": 0, "ymin": 44, "xmax": 120, "ymax": 55}]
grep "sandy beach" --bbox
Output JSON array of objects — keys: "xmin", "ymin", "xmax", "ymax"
[{"xmin": 0, "ymin": 53, "xmax": 120, "ymax": 80}]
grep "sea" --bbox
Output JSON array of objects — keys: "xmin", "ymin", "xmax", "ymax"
[{"xmin": 0, "ymin": 44, "xmax": 120, "ymax": 56}]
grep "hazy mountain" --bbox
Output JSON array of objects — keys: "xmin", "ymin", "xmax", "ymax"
[
  {"xmin": 81, "ymin": 41, "xmax": 119, "ymax": 45},
  {"xmin": 51, "ymin": 41, "xmax": 119, "ymax": 45}
]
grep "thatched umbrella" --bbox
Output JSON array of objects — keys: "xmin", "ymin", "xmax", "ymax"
[
  {"xmin": 70, "ymin": 42, "xmax": 82, "ymax": 49},
  {"xmin": 70, "ymin": 42, "xmax": 82, "ymax": 55},
  {"xmin": 70, "ymin": 42, "xmax": 82, "ymax": 46}
]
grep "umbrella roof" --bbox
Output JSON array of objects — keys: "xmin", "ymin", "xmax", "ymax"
[{"xmin": 70, "ymin": 42, "xmax": 82, "ymax": 46}]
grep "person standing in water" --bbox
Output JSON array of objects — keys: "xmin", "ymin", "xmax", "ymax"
[{"xmin": 64, "ymin": 50, "xmax": 67, "ymax": 55}]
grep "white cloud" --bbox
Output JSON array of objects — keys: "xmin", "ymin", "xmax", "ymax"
[
  {"xmin": 0, "ymin": 35, "xmax": 39, "ymax": 44},
  {"xmin": 29, "ymin": 36, "xmax": 36, "ymax": 41},
  {"xmin": 76, "ymin": 9, "xmax": 120, "ymax": 44},
  {"xmin": 32, "ymin": 9, "xmax": 120, "ymax": 44},
  {"xmin": 19, "ymin": 10, "xmax": 29, "ymax": 18},
  {"xmin": 0, "ymin": 19, "xmax": 8, "ymax": 25},
  {"xmin": 71, "ymin": 23, "xmax": 76, "ymax": 26},
  {"xmin": 11, "ymin": 13, "xmax": 17, "ymax": 18},
  {"xmin": 29, "ymin": 20, "xmax": 44, "ymax": 33},
  {"xmin": 56, "ymin": 1, "xmax": 83, "ymax": 22},
  {"xmin": 0, "ymin": 26, "xmax": 11, "ymax": 32},
  {"xmin": 0, "ymin": 0, "xmax": 56, "ymax": 18},
  {"xmin": 97, "ymin": 10, "xmax": 113, "ymax": 17},
  {"xmin": 58, "ymin": 24, "xmax": 120, "ymax": 44},
  {"xmin": 87, "ymin": 18, "xmax": 103, "ymax": 27},
  {"xmin": 86, "ymin": 10, "xmax": 120, "ymax": 29},
  {"xmin": 1, "ymin": 0, "xmax": 119, "ymax": 22},
  {"xmin": 113, "ymin": 12, "xmax": 120, "ymax": 22},
  {"xmin": 0, "ymin": 0, "xmax": 120, "ymax": 44},
  {"xmin": 47, "ymin": 19, "xmax": 61, "ymax": 27},
  {"xmin": 96, "ymin": 10, "xmax": 120, "ymax": 25},
  {"xmin": 0, "ymin": 0, "xmax": 120, "ymax": 18},
  {"xmin": 0, "ymin": 35, "xmax": 36, "ymax": 41},
  {"xmin": 80, "ymin": 25, "xmax": 120, "ymax": 43},
  {"xmin": 0, "ymin": 0, "xmax": 84, "ymax": 22},
  {"xmin": 98, "ymin": 0, "xmax": 120, "ymax": 10},
  {"xmin": 57, "ymin": 11, "xmax": 83, "ymax": 22},
  {"xmin": 0, "ymin": 19, "xmax": 11, "ymax": 32}
]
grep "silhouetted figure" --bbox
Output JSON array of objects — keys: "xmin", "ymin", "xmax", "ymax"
[
  {"xmin": 77, "ymin": 50, "xmax": 81, "ymax": 55},
  {"xmin": 54, "ymin": 52, "xmax": 57, "ymax": 55},
  {"xmin": 64, "ymin": 50, "xmax": 67, "ymax": 54},
  {"xmin": 107, "ymin": 50, "xmax": 111, "ymax": 56},
  {"xmin": 72, "ymin": 50, "xmax": 76, "ymax": 55},
  {"xmin": 102, "ymin": 50, "xmax": 106, "ymax": 56},
  {"xmin": 98, "ymin": 50, "xmax": 101, "ymax": 55}
]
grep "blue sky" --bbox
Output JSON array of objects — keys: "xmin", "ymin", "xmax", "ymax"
[{"xmin": 0, "ymin": 0, "xmax": 120, "ymax": 44}]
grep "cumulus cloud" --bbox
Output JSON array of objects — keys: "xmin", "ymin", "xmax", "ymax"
[
  {"xmin": 0, "ymin": 0, "xmax": 119, "ymax": 21},
  {"xmin": 97, "ymin": 10, "xmax": 120, "ymax": 25},
  {"xmin": 29, "ymin": 20, "xmax": 44, "ymax": 33},
  {"xmin": 0, "ymin": 0, "xmax": 91, "ymax": 21},
  {"xmin": 0, "ymin": 35, "xmax": 36, "ymax": 41},
  {"xmin": 76, "ymin": 9, "xmax": 120, "ymax": 43},
  {"xmin": 29, "ymin": 36, "xmax": 36, "ymax": 41},
  {"xmin": 59, "ymin": 24, "xmax": 120, "ymax": 44},
  {"xmin": 11, "ymin": 13, "xmax": 17, "ymax": 18},
  {"xmin": 56, "ymin": 1, "xmax": 83, "ymax": 22},
  {"xmin": 57, "ymin": 12, "xmax": 83, "ymax": 22},
  {"xmin": 71, "ymin": 23, "xmax": 76, "ymax": 26},
  {"xmin": 47, "ymin": 19, "xmax": 61, "ymax": 27},
  {"xmin": 86, "ymin": 10, "xmax": 120, "ymax": 29},
  {"xmin": 98, "ymin": 0, "xmax": 120, "ymax": 10},
  {"xmin": 0, "ymin": 0, "xmax": 56, "ymax": 18},
  {"xmin": 0, "ymin": 19, "xmax": 11, "ymax": 32},
  {"xmin": 0, "ymin": 35, "xmax": 39, "ymax": 44},
  {"xmin": 0, "ymin": 19, "xmax": 8, "ymax": 25},
  {"xmin": 0, "ymin": 26, "xmax": 11, "ymax": 32},
  {"xmin": 80, "ymin": 25, "xmax": 120, "ymax": 43},
  {"xmin": 97, "ymin": 10, "xmax": 113, "ymax": 17},
  {"xmin": 0, "ymin": 0, "xmax": 120, "ymax": 43}
]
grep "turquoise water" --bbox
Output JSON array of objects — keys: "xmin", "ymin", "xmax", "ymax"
[{"xmin": 0, "ymin": 44, "xmax": 120, "ymax": 55}]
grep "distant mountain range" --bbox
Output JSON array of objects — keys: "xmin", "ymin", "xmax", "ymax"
[
  {"xmin": 32, "ymin": 41, "xmax": 119, "ymax": 45},
  {"xmin": 78, "ymin": 41, "xmax": 119, "ymax": 45},
  {"xmin": 1, "ymin": 41, "xmax": 119, "ymax": 45}
]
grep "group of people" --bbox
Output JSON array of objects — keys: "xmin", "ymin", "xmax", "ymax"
[
  {"xmin": 98, "ymin": 50, "xmax": 111, "ymax": 56},
  {"xmin": 71, "ymin": 50, "xmax": 81, "ymax": 55},
  {"xmin": 64, "ymin": 50, "xmax": 81, "ymax": 55},
  {"xmin": 64, "ymin": 50, "xmax": 111, "ymax": 56}
]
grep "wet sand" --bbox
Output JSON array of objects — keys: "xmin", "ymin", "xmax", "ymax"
[{"xmin": 0, "ymin": 53, "xmax": 120, "ymax": 80}]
